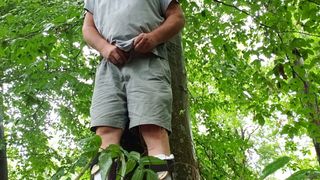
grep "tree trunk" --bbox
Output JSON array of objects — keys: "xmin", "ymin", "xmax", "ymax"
[
  {"xmin": 120, "ymin": 34, "xmax": 200, "ymax": 179},
  {"xmin": 0, "ymin": 78, "xmax": 8, "ymax": 180},
  {"xmin": 167, "ymin": 34, "xmax": 200, "ymax": 180},
  {"xmin": 312, "ymin": 138, "xmax": 320, "ymax": 165},
  {"xmin": 294, "ymin": 55, "xmax": 320, "ymax": 165}
]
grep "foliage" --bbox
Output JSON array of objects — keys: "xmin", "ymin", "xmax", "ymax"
[
  {"xmin": 0, "ymin": 0, "xmax": 320, "ymax": 179},
  {"xmin": 260, "ymin": 156, "xmax": 291, "ymax": 179},
  {"xmin": 181, "ymin": 0, "xmax": 320, "ymax": 178},
  {"xmin": 286, "ymin": 169, "xmax": 320, "ymax": 180},
  {"xmin": 63, "ymin": 135, "xmax": 165, "ymax": 180}
]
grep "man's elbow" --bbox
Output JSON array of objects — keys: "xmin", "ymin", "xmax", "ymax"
[
  {"xmin": 176, "ymin": 13, "xmax": 185, "ymax": 30},
  {"xmin": 82, "ymin": 25, "xmax": 90, "ymax": 42},
  {"xmin": 179, "ymin": 13, "xmax": 185, "ymax": 29}
]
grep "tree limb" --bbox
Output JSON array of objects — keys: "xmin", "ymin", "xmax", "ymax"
[
  {"xmin": 306, "ymin": 0, "xmax": 320, "ymax": 6},
  {"xmin": 212, "ymin": 0, "xmax": 320, "ymax": 38}
]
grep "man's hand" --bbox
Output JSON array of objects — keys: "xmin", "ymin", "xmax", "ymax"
[
  {"xmin": 83, "ymin": 13, "xmax": 129, "ymax": 65},
  {"xmin": 133, "ymin": 33, "xmax": 158, "ymax": 53},
  {"xmin": 101, "ymin": 44, "xmax": 129, "ymax": 65}
]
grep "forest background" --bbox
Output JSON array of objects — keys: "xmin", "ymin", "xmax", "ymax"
[{"xmin": 0, "ymin": 0, "xmax": 320, "ymax": 179}]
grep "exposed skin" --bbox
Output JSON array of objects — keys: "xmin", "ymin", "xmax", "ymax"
[
  {"xmin": 82, "ymin": 1, "xmax": 185, "ymax": 156},
  {"xmin": 82, "ymin": 1, "xmax": 184, "ymax": 65},
  {"xmin": 82, "ymin": 14, "xmax": 129, "ymax": 65},
  {"xmin": 133, "ymin": 2, "xmax": 185, "ymax": 53}
]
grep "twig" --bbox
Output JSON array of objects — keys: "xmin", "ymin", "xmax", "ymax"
[
  {"xmin": 212, "ymin": 0, "xmax": 320, "ymax": 38},
  {"xmin": 306, "ymin": 0, "xmax": 320, "ymax": 6}
]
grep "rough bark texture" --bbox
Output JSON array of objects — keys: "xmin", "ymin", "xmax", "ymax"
[
  {"xmin": 313, "ymin": 138, "xmax": 320, "ymax": 165},
  {"xmin": 302, "ymin": 78, "xmax": 320, "ymax": 165},
  {"xmin": 167, "ymin": 34, "xmax": 200, "ymax": 180},
  {"xmin": 0, "ymin": 83, "xmax": 8, "ymax": 180}
]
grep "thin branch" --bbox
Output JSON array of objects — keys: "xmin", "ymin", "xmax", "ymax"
[
  {"xmin": 306, "ymin": 0, "xmax": 320, "ymax": 6},
  {"xmin": 0, "ymin": 19, "xmax": 82, "ymax": 43},
  {"xmin": 246, "ymin": 126, "xmax": 260, "ymax": 142},
  {"xmin": 276, "ymin": 32, "xmax": 307, "ymax": 84},
  {"xmin": 212, "ymin": 0, "xmax": 320, "ymax": 37},
  {"xmin": 279, "ymin": 31, "xmax": 320, "ymax": 38},
  {"xmin": 213, "ymin": 0, "xmax": 250, "ymax": 16},
  {"xmin": 213, "ymin": 0, "xmax": 274, "ymax": 30}
]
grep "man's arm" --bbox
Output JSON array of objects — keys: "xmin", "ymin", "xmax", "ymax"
[
  {"xmin": 134, "ymin": 1, "xmax": 185, "ymax": 53},
  {"xmin": 82, "ymin": 12, "xmax": 128, "ymax": 65}
]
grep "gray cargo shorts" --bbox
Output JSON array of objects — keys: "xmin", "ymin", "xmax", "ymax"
[{"xmin": 90, "ymin": 53, "xmax": 172, "ymax": 132}]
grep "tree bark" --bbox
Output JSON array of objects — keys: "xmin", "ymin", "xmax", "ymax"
[
  {"xmin": 0, "ymin": 76, "xmax": 8, "ymax": 180},
  {"xmin": 167, "ymin": 34, "xmax": 200, "ymax": 180},
  {"xmin": 312, "ymin": 138, "xmax": 320, "ymax": 165}
]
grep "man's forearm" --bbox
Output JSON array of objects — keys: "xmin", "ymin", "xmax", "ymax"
[
  {"xmin": 82, "ymin": 25, "xmax": 111, "ymax": 53},
  {"xmin": 149, "ymin": 7, "xmax": 185, "ymax": 45}
]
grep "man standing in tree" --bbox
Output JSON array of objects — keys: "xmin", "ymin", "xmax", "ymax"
[{"xmin": 82, "ymin": 0, "xmax": 184, "ymax": 179}]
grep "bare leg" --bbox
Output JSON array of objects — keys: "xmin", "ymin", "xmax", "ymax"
[
  {"xmin": 96, "ymin": 126, "xmax": 123, "ymax": 149},
  {"xmin": 140, "ymin": 124, "xmax": 172, "ymax": 179},
  {"xmin": 92, "ymin": 127, "xmax": 123, "ymax": 180},
  {"xmin": 139, "ymin": 124, "xmax": 170, "ymax": 156}
]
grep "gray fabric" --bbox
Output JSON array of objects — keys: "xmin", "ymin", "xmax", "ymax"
[
  {"xmin": 90, "ymin": 54, "xmax": 172, "ymax": 132},
  {"xmin": 84, "ymin": 0, "xmax": 178, "ymax": 58}
]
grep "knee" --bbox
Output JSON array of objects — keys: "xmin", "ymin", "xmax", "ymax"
[
  {"xmin": 95, "ymin": 126, "xmax": 123, "ymax": 148},
  {"xmin": 140, "ymin": 124, "xmax": 168, "ymax": 139},
  {"xmin": 96, "ymin": 126, "xmax": 122, "ymax": 136}
]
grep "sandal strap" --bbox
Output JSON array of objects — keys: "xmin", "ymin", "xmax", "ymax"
[{"xmin": 147, "ymin": 159, "xmax": 174, "ymax": 173}]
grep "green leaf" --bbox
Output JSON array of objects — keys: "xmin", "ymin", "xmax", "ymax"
[
  {"xmin": 125, "ymin": 159, "xmax": 137, "ymax": 175},
  {"xmin": 99, "ymin": 152, "xmax": 113, "ymax": 180},
  {"xmin": 106, "ymin": 144, "xmax": 122, "ymax": 158},
  {"xmin": 286, "ymin": 169, "xmax": 320, "ymax": 180},
  {"xmin": 260, "ymin": 156, "xmax": 291, "ymax": 179},
  {"xmin": 129, "ymin": 151, "xmax": 141, "ymax": 161},
  {"xmin": 254, "ymin": 113, "xmax": 265, "ymax": 126},
  {"xmin": 51, "ymin": 167, "xmax": 66, "ymax": 180},
  {"xmin": 132, "ymin": 167, "xmax": 145, "ymax": 180},
  {"xmin": 116, "ymin": 154, "xmax": 126, "ymax": 180},
  {"xmin": 144, "ymin": 169, "xmax": 158, "ymax": 180},
  {"xmin": 80, "ymin": 135, "xmax": 101, "ymax": 157},
  {"xmin": 140, "ymin": 156, "xmax": 166, "ymax": 167},
  {"xmin": 287, "ymin": 169, "xmax": 320, "ymax": 180}
]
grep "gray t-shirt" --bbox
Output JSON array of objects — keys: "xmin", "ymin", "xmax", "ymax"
[{"xmin": 84, "ymin": 0, "xmax": 177, "ymax": 59}]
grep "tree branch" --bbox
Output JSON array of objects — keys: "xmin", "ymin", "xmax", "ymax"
[
  {"xmin": 0, "ymin": 19, "xmax": 82, "ymax": 43},
  {"xmin": 306, "ymin": 0, "xmax": 320, "ymax": 6},
  {"xmin": 212, "ymin": 0, "xmax": 320, "ymax": 38},
  {"xmin": 213, "ymin": 0, "xmax": 250, "ymax": 16}
]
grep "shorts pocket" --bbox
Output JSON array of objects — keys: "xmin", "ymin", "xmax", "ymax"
[{"xmin": 156, "ymin": 57, "xmax": 171, "ymax": 84}]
